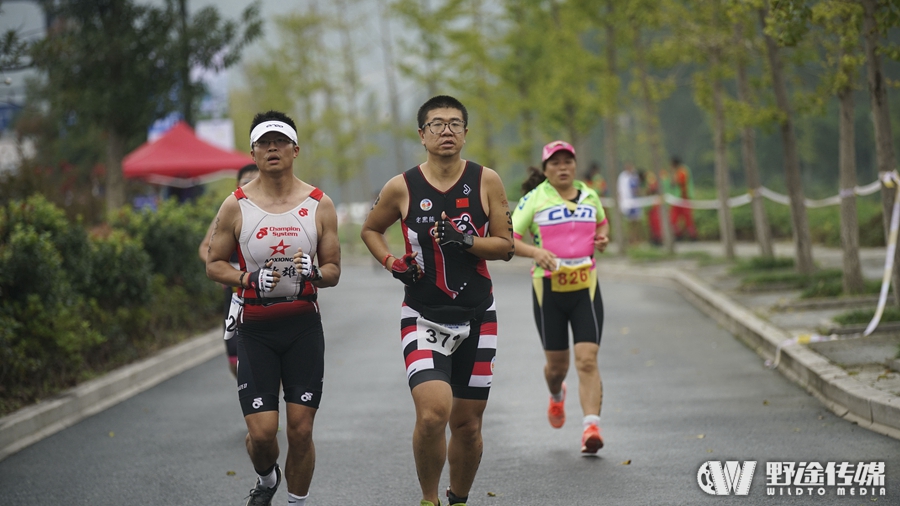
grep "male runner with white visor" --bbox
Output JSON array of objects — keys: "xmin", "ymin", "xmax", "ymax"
[{"xmin": 206, "ymin": 110, "xmax": 341, "ymax": 506}]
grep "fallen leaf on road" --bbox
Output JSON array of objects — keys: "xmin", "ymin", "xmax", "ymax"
[
  {"xmin": 487, "ymin": 492, "xmax": 496, "ymax": 497},
  {"xmin": 621, "ymin": 460, "xmax": 631, "ymax": 465},
  {"xmin": 108, "ymin": 431, "xmax": 114, "ymax": 438},
  {"xmin": 697, "ymin": 434, "xmax": 705, "ymax": 439},
  {"xmin": 227, "ymin": 471, "xmax": 236, "ymax": 476},
  {"xmin": 763, "ymin": 400, "xmax": 769, "ymax": 405}
]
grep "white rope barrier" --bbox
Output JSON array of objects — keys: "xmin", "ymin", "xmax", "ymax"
[
  {"xmin": 764, "ymin": 171, "xmax": 900, "ymax": 369},
  {"xmin": 604, "ymin": 178, "xmax": 884, "ymax": 211}
]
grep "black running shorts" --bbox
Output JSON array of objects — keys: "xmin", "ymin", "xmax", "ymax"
[
  {"xmin": 531, "ymin": 277, "xmax": 604, "ymax": 351},
  {"xmin": 235, "ymin": 312, "xmax": 324, "ymax": 416}
]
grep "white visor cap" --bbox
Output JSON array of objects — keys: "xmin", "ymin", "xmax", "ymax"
[{"xmin": 250, "ymin": 121, "xmax": 298, "ymax": 145}]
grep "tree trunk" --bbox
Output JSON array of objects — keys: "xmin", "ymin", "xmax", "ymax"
[
  {"xmin": 711, "ymin": 62, "xmax": 736, "ymax": 260},
  {"xmin": 378, "ymin": 0, "xmax": 405, "ymax": 172},
  {"xmin": 634, "ymin": 28, "xmax": 673, "ymax": 254},
  {"xmin": 605, "ymin": 3, "xmax": 625, "ymax": 256},
  {"xmin": 734, "ymin": 23, "xmax": 773, "ymax": 259},
  {"xmin": 862, "ymin": 0, "xmax": 900, "ymax": 306},
  {"xmin": 105, "ymin": 129, "xmax": 126, "ymax": 217},
  {"xmin": 760, "ymin": 8, "xmax": 814, "ymax": 275},
  {"xmin": 838, "ymin": 87, "xmax": 865, "ymax": 294}
]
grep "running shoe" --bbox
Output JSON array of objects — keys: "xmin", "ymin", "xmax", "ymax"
[
  {"xmin": 547, "ymin": 382, "xmax": 566, "ymax": 428},
  {"xmin": 245, "ymin": 464, "xmax": 282, "ymax": 506},
  {"xmin": 419, "ymin": 501, "xmax": 441, "ymax": 506},
  {"xmin": 581, "ymin": 424, "xmax": 604, "ymax": 454}
]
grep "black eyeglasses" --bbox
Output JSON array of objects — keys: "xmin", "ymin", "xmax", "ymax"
[
  {"xmin": 254, "ymin": 138, "xmax": 293, "ymax": 149},
  {"xmin": 423, "ymin": 120, "xmax": 466, "ymax": 135}
]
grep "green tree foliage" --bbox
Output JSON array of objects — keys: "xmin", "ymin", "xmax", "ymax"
[
  {"xmin": 230, "ymin": 2, "xmax": 376, "ymax": 200},
  {"xmin": 27, "ymin": 0, "xmax": 260, "ymax": 218},
  {"xmin": 0, "ymin": 0, "xmax": 31, "ymax": 72}
]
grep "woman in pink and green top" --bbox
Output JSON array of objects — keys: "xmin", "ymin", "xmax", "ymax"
[{"xmin": 511, "ymin": 140, "xmax": 610, "ymax": 454}]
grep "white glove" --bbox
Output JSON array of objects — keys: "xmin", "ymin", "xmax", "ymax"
[
  {"xmin": 248, "ymin": 264, "xmax": 277, "ymax": 293},
  {"xmin": 298, "ymin": 253, "xmax": 322, "ymax": 281}
]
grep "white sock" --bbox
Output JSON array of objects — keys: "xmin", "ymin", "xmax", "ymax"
[
  {"xmin": 288, "ymin": 492, "xmax": 308, "ymax": 505},
  {"xmin": 551, "ymin": 389, "xmax": 564, "ymax": 402},
  {"xmin": 583, "ymin": 414, "xmax": 600, "ymax": 428},
  {"xmin": 258, "ymin": 467, "xmax": 278, "ymax": 489}
]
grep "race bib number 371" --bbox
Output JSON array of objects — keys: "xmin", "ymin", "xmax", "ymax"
[{"xmin": 416, "ymin": 318, "xmax": 471, "ymax": 356}]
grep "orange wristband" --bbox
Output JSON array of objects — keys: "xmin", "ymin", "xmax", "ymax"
[{"xmin": 382, "ymin": 253, "xmax": 394, "ymax": 270}]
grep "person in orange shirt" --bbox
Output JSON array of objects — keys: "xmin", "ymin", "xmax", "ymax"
[
  {"xmin": 642, "ymin": 169, "xmax": 662, "ymax": 245},
  {"xmin": 669, "ymin": 156, "xmax": 697, "ymax": 241}
]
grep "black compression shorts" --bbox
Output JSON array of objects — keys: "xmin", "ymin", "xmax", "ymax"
[
  {"xmin": 235, "ymin": 312, "xmax": 324, "ymax": 416},
  {"xmin": 400, "ymin": 300, "xmax": 497, "ymax": 401},
  {"xmin": 531, "ymin": 277, "xmax": 604, "ymax": 351}
]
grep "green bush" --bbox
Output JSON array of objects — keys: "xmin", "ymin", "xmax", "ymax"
[
  {"xmin": 111, "ymin": 197, "xmax": 215, "ymax": 289},
  {"xmin": 0, "ymin": 224, "xmax": 105, "ymax": 407},
  {"xmin": 0, "ymin": 194, "xmax": 94, "ymax": 296},
  {"xmin": 0, "ymin": 194, "xmax": 222, "ymax": 416},
  {"xmin": 85, "ymin": 230, "xmax": 152, "ymax": 309}
]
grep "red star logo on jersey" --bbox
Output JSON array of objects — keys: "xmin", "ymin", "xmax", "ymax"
[{"xmin": 270, "ymin": 240, "xmax": 290, "ymax": 255}]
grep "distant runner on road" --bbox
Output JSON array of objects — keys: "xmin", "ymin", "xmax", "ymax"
[
  {"xmin": 360, "ymin": 95, "xmax": 514, "ymax": 506},
  {"xmin": 512, "ymin": 140, "xmax": 609, "ymax": 454},
  {"xmin": 206, "ymin": 110, "xmax": 341, "ymax": 506}
]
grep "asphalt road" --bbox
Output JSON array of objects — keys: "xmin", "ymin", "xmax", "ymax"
[{"xmin": 2, "ymin": 262, "xmax": 898, "ymax": 505}]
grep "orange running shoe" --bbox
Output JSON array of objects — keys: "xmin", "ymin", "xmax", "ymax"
[
  {"xmin": 547, "ymin": 382, "xmax": 566, "ymax": 428},
  {"xmin": 581, "ymin": 424, "xmax": 604, "ymax": 454}
]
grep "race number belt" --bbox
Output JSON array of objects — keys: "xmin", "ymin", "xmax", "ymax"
[
  {"xmin": 243, "ymin": 293, "xmax": 318, "ymax": 305},
  {"xmin": 416, "ymin": 318, "xmax": 471, "ymax": 356},
  {"xmin": 550, "ymin": 256, "xmax": 593, "ymax": 292}
]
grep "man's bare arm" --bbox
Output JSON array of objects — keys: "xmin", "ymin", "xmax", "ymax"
[
  {"xmin": 198, "ymin": 218, "xmax": 215, "ymax": 263},
  {"xmin": 206, "ymin": 196, "xmax": 244, "ymax": 287},
  {"xmin": 470, "ymin": 168, "xmax": 515, "ymax": 261},
  {"xmin": 360, "ymin": 175, "xmax": 406, "ymax": 267},
  {"xmin": 311, "ymin": 194, "xmax": 341, "ymax": 288}
]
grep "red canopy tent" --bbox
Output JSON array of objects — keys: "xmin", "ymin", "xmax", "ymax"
[{"xmin": 123, "ymin": 121, "xmax": 253, "ymax": 188}]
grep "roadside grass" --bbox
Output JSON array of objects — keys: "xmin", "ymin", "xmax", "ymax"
[
  {"xmin": 738, "ymin": 264, "xmax": 880, "ymax": 299},
  {"xmin": 625, "ymin": 246, "xmax": 715, "ymax": 264},
  {"xmin": 832, "ymin": 307, "xmax": 900, "ymax": 325},
  {"xmin": 729, "ymin": 256, "xmax": 795, "ymax": 274}
]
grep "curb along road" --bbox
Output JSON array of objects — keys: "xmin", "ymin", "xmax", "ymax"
[
  {"xmin": 2, "ymin": 262, "xmax": 898, "ymax": 462},
  {"xmin": 0, "ymin": 328, "xmax": 222, "ymax": 462},
  {"xmin": 602, "ymin": 263, "xmax": 900, "ymax": 441}
]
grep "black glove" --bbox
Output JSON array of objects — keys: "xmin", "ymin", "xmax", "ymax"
[
  {"xmin": 391, "ymin": 253, "xmax": 423, "ymax": 286},
  {"xmin": 436, "ymin": 217, "xmax": 474, "ymax": 249}
]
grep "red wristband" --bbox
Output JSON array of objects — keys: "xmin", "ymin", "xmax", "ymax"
[
  {"xmin": 239, "ymin": 271, "xmax": 247, "ymax": 288},
  {"xmin": 382, "ymin": 253, "xmax": 394, "ymax": 270}
]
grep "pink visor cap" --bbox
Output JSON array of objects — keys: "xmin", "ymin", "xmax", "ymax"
[{"xmin": 541, "ymin": 140, "xmax": 576, "ymax": 162}]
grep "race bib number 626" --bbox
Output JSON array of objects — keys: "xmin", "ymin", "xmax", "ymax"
[{"xmin": 416, "ymin": 318, "xmax": 471, "ymax": 356}]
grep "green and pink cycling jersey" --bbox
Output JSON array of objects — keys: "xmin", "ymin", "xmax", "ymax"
[{"xmin": 512, "ymin": 179, "xmax": 607, "ymax": 278}]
